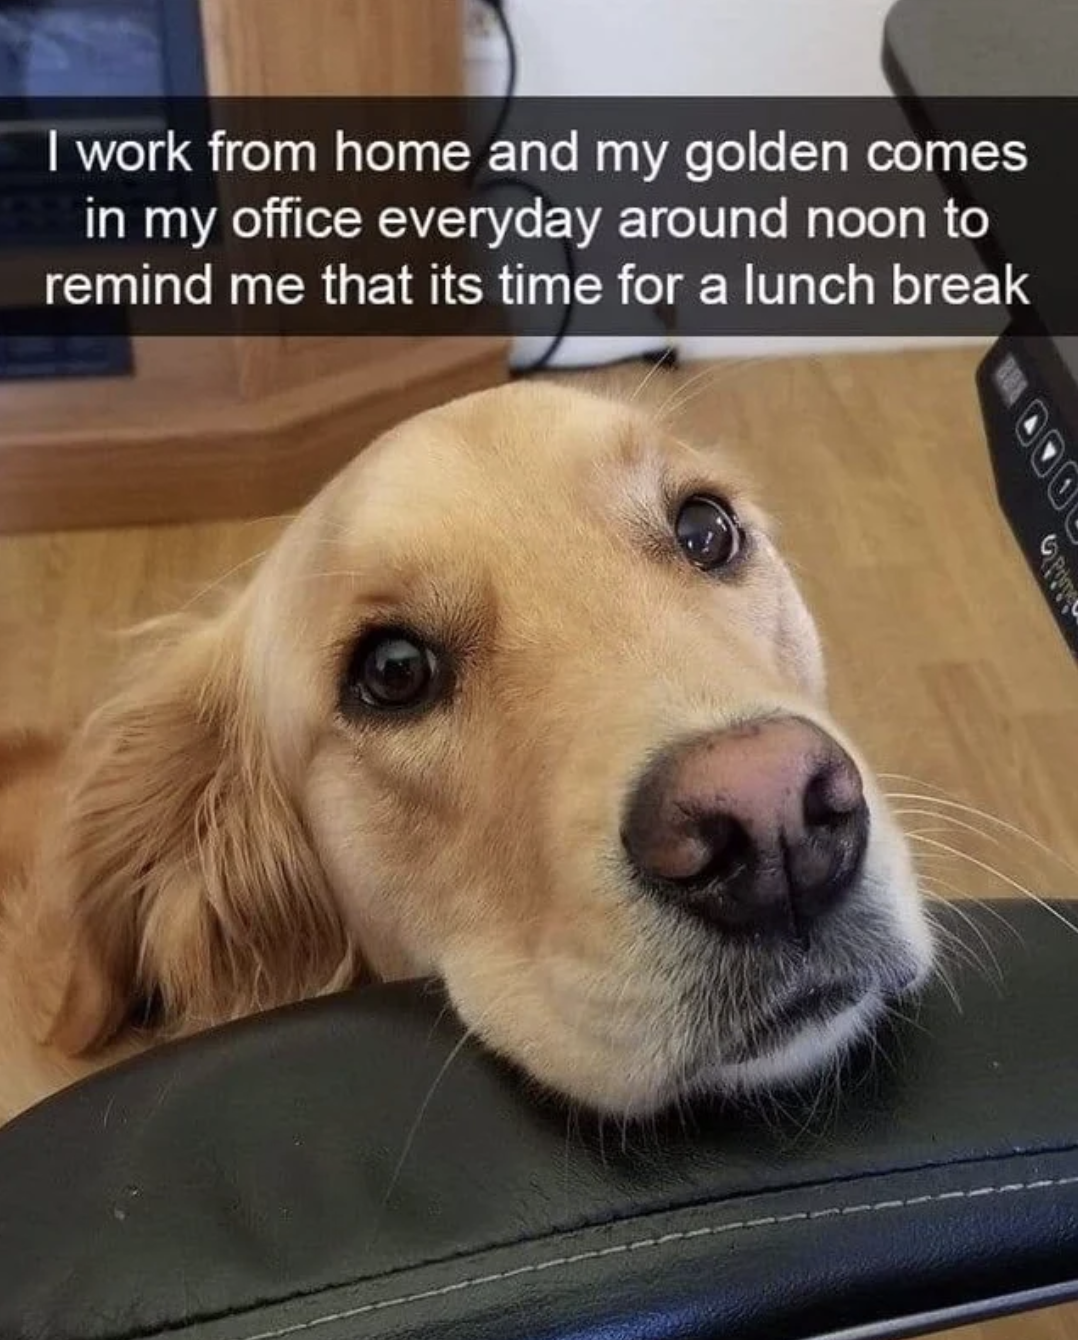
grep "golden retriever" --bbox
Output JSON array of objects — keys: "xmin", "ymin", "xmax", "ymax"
[{"xmin": 0, "ymin": 379, "xmax": 934, "ymax": 1126}]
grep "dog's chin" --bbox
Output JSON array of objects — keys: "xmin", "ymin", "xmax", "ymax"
[
  {"xmin": 467, "ymin": 978, "xmax": 900, "ymax": 1124},
  {"xmin": 447, "ymin": 880, "xmax": 935, "ymax": 1121},
  {"xmin": 693, "ymin": 986, "xmax": 885, "ymax": 1101},
  {"xmin": 545, "ymin": 963, "xmax": 924, "ymax": 1121}
]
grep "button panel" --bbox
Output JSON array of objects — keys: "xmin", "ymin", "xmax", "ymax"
[
  {"xmin": 1006, "ymin": 377, "xmax": 1078, "ymax": 528},
  {"xmin": 1017, "ymin": 398, "xmax": 1049, "ymax": 447},
  {"xmin": 1032, "ymin": 430, "xmax": 1065, "ymax": 477},
  {"xmin": 1049, "ymin": 461, "xmax": 1078, "ymax": 512},
  {"xmin": 983, "ymin": 340, "xmax": 1078, "ymax": 663}
]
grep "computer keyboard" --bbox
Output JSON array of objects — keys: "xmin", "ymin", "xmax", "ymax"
[
  {"xmin": 0, "ymin": 306, "xmax": 132, "ymax": 379},
  {"xmin": 0, "ymin": 171, "xmax": 197, "ymax": 246}
]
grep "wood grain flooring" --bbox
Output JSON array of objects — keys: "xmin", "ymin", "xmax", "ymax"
[{"xmin": 2, "ymin": 347, "xmax": 1076, "ymax": 1340}]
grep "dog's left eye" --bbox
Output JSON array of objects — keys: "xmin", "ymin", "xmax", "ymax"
[
  {"xmin": 343, "ymin": 630, "xmax": 443, "ymax": 712},
  {"xmin": 675, "ymin": 495, "xmax": 744, "ymax": 571}
]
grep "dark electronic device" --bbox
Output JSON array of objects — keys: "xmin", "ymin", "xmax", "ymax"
[
  {"xmin": 0, "ymin": 0, "xmax": 207, "ymax": 380},
  {"xmin": 885, "ymin": 0, "xmax": 1078, "ymax": 662}
]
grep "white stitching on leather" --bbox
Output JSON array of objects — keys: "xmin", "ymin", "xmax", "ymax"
[{"xmin": 240, "ymin": 1174, "xmax": 1078, "ymax": 1340}]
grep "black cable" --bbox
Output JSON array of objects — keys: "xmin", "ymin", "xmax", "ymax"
[
  {"xmin": 477, "ymin": 174, "xmax": 578, "ymax": 375},
  {"xmin": 468, "ymin": 1, "xmax": 676, "ymax": 376},
  {"xmin": 468, "ymin": 0, "xmax": 518, "ymax": 189},
  {"xmin": 470, "ymin": 0, "xmax": 574, "ymax": 376}
]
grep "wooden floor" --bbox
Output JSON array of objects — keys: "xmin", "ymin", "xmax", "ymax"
[{"xmin": 2, "ymin": 347, "xmax": 1077, "ymax": 1340}]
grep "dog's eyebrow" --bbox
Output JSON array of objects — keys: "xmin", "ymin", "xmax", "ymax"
[
  {"xmin": 341, "ymin": 582, "xmax": 415, "ymax": 609},
  {"xmin": 608, "ymin": 426, "xmax": 658, "ymax": 471},
  {"xmin": 336, "ymin": 567, "xmax": 496, "ymax": 651}
]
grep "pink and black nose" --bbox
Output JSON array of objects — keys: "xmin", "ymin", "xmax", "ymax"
[{"xmin": 621, "ymin": 717, "xmax": 869, "ymax": 939}]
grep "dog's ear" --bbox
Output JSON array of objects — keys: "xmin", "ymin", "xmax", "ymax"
[{"xmin": 44, "ymin": 612, "xmax": 356, "ymax": 1055}]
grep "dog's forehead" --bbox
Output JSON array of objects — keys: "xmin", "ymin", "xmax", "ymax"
[
  {"xmin": 327, "ymin": 384, "xmax": 665, "ymax": 534},
  {"xmin": 298, "ymin": 386, "xmax": 767, "ymax": 612}
]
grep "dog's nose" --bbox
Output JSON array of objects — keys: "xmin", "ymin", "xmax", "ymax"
[{"xmin": 621, "ymin": 717, "xmax": 869, "ymax": 938}]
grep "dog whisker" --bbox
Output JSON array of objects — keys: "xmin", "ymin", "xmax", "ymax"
[
  {"xmin": 882, "ymin": 999, "xmax": 934, "ymax": 1042},
  {"xmin": 924, "ymin": 943, "xmax": 966, "ymax": 1015},
  {"xmin": 902, "ymin": 805, "xmax": 1078, "ymax": 935},
  {"xmin": 562, "ymin": 1100, "xmax": 584, "ymax": 1207},
  {"xmin": 897, "ymin": 806, "xmax": 1020, "ymax": 864},
  {"xmin": 375, "ymin": 1025, "xmax": 479, "ymax": 1223},
  {"xmin": 785, "ymin": 1051, "xmax": 843, "ymax": 1147},
  {"xmin": 914, "ymin": 867, "xmax": 1025, "ymax": 944},
  {"xmin": 293, "ymin": 569, "xmax": 376, "ymax": 585},
  {"xmin": 653, "ymin": 363, "xmax": 721, "ymax": 423},
  {"xmin": 885, "ymin": 786, "xmax": 1078, "ymax": 889},
  {"xmin": 919, "ymin": 889, "xmax": 1002, "ymax": 984},
  {"xmin": 938, "ymin": 892, "xmax": 1027, "ymax": 947},
  {"xmin": 654, "ymin": 357, "xmax": 761, "ymax": 425},
  {"xmin": 179, "ymin": 546, "xmax": 279, "ymax": 612},
  {"xmin": 912, "ymin": 834, "xmax": 1078, "ymax": 940},
  {"xmin": 628, "ymin": 354, "xmax": 676, "ymax": 405}
]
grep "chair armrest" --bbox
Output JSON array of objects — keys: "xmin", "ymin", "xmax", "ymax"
[{"xmin": 1, "ymin": 898, "xmax": 1077, "ymax": 1340}]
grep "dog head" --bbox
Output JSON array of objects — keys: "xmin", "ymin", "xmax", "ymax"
[{"xmin": 47, "ymin": 380, "xmax": 933, "ymax": 1116}]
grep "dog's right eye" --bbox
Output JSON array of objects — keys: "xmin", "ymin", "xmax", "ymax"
[
  {"xmin": 342, "ymin": 629, "xmax": 443, "ymax": 712},
  {"xmin": 674, "ymin": 495, "xmax": 744, "ymax": 572}
]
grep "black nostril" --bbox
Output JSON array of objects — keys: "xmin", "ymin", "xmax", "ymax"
[
  {"xmin": 802, "ymin": 758, "xmax": 864, "ymax": 828},
  {"xmin": 641, "ymin": 809, "xmax": 778, "ymax": 935},
  {"xmin": 682, "ymin": 812, "xmax": 754, "ymax": 890},
  {"xmin": 803, "ymin": 769, "xmax": 840, "ymax": 827}
]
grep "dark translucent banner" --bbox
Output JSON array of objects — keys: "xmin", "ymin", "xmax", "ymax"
[{"xmin": 0, "ymin": 96, "xmax": 1073, "ymax": 338}]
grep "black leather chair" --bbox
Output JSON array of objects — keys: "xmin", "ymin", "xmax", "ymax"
[{"xmin": 1, "ymin": 898, "xmax": 1077, "ymax": 1340}]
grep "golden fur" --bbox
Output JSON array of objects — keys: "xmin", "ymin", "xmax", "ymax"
[{"xmin": 0, "ymin": 381, "xmax": 932, "ymax": 1125}]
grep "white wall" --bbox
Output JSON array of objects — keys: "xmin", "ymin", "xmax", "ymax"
[
  {"xmin": 466, "ymin": 0, "xmax": 980, "ymax": 364},
  {"xmin": 503, "ymin": 0, "xmax": 895, "ymax": 98}
]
